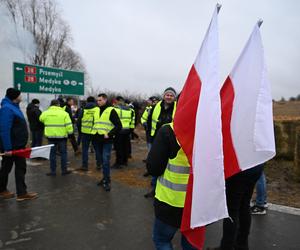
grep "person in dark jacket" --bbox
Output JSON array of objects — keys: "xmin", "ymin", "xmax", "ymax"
[
  {"xmin": 0, "ymin": 88, "xmax": 38, "ymax": 201},
  {"xmin": 113, "ymin": 96, "xmax": 134, "ymax": 168},
  {"xmin": 26, "ymin": 98, "xmax": 44, "ymax": 147},
  {"xmin": 94, "ymin": 93, "xmax": 122, "ymax": 191},
  {"xmin": 207, "ymin": 165, "xmax": 264, "ymax": 250},
  {"xmin": 146, "ymin": 124, "xmax": 196, "ymax": 250},
  {"xmin": 63, "ymin": 97, "xmax": 79, "ymax": 155}
]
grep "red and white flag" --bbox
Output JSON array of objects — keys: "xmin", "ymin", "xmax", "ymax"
[
  {"xmin": 174, "ymin": 5, "xmax": 228, "ymax": 249},
  {"xmin": 3, "ymin": 144, "xmax": 54, "ymax": 160},
  {"xmin": 221, "ymin": 21, "xmax": 276, "ymax": 179}
]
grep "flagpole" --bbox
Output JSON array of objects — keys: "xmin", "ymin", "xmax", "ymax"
[{"xmin": 216, "ymin": 3, "xmax": 222, "ymax": 13}]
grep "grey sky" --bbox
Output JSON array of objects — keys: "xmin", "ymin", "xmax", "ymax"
[{"xmin": 58, "ymin": 0, "xmax": 299, "ymax": 100}]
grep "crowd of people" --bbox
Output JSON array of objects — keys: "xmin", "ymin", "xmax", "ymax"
[{"xmin": 0, "ymin": 87, "xmax": 268, "ymax": 250}]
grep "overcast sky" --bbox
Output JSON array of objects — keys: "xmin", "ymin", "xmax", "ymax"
[{"xmin": 58, "ymin": 0, "xmax": 300, "ymax": 100}]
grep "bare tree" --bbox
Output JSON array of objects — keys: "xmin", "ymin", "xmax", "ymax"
[
  {"xmin": 1, "ymin": 0, "xmax": 91, "ymax": 92},
  {"xmin": 1, "ymin": 0, "xmax": 86, "ymax": 70}
]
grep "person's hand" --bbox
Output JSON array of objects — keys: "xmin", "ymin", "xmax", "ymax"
[
  {"xmin": 104, "ymin": 134, "xmax": 109, "ymax": 139},
  {"xmin": 4, "ymin": 151, "xmax": 12, "ymax": 156}
]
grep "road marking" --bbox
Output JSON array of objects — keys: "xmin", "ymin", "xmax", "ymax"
[
  {"xmin": 5, "ymin": 238, "xmax": 31, "ymax": 246},
  {"xmin": 26, "ymin": 160, "xmax": 43, "ymax": 166},
  {"xmin": 20, "ymin": 228, "xmax": 44, "ymax": 235}
]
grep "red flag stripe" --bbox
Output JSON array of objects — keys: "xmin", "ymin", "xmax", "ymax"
[
  {"xmin": 220, "ymin": 76, "xmax": 241, "ymax": 179},
  {"xmin": 11, "ymin": 148, "xmax": 32, "ymax": 158},
  {"xmin": 174, "ymin": 65, "xmax": 205, "ymax": 249},
  {"xmin": 180, "ymin": 174, "xmax": 206, "ymax": 249},
  {"xmin": 174, "ymin": 65, "xmax": 202, "ymax": 165}
]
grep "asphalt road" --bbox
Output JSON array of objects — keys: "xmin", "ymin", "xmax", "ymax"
[{"xmin": 0, "ymin": 159, "xmax": 299, "ymax": 250}]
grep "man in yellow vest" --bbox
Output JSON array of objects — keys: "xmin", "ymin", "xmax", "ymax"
[
  {"xmin": 145, "ymin": 87, "xmax": 177, "ymax": 198},
  {"xmin": 146, "ymin": 123, "xmax": 196, "ymax": 250},
  {"xmin": 39, "ymin": 99, "xmax": 73, "ymax": 176},
  {"xmin": 76, "ymin": 96, "xmax": 101, "ymax": 171},
  {"xmin": 93, "ymin": 93, "xmax": 122, "ymax": 191},
  {"xmin": 113, "ymin": 96, "xmax": 134, "ymax": 168}
]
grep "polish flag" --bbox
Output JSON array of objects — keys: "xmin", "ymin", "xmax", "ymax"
[
  {"xmin": 6, "ymin": 145, "xmax": 54, "ymax": 160},
  {"xmin": 174, "ymin": 5, "xmax": 228, "ymax": 249},
  {"xmin": 221, "ymin": 21, "xmax": 276, "ymax": 179}
]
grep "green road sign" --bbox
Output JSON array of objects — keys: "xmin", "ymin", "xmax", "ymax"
[{"xmin": 13, "ymin": 62, "xmax": 84, "ymax": 95}]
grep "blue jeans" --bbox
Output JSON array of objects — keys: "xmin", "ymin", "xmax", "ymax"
[
  {"xmin": 99, "ymin": 143, "xmax": 112, "ymax": 180},
  {"xmin": 153, "ymin": 218, "xmax": 196, "ymax": 250},
  {"xmin": 81, "ymin": 134, "xmax": 101, "ymax": 169},
  {"xmin": 31, "ymin": 130, "xmax": 43, "ymax": 147},
  {"xmin": 256, "ymin": 171, "xmax": 267, "ymax": 207},
  {"xmin": 77, "ymin": 132, "xmax": 82, "ymax": 146},
  {"xmin": 48, "ymin": 139, "xmax": 67, "ymax": 174},
  {"xmin": 151, "ymin": 176, "xmax": 157, "ymax": 187}
]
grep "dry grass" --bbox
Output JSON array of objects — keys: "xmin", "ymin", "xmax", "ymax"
[{"xmin": 273, "ymin": 101, "xmax": 300, "ymax": 119}]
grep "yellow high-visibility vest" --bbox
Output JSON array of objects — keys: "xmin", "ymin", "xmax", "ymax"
[
  {"xmin": 155, "ymin": 123, "xmax": 190, "ymax": 208},
  {"xmin": 140, "ymin": 106, "xmax": 152, "ymax": 124},
  {"xmin": 39, "ymin": 106, "xmax": 73, "ymax": 138},
  {"xmin": 81, "ymin": 107, "xmax": 99, "ymax": 134},
  {"xmin": 115, "ymin": 106, "xmax": 132, "ymax": 130},
  {"xmin": 92, "ymin": 107, "xmax": 114, "ymax": 135},
  {"xmin": 151, "ymin": 101, "xmax": 176, "ymax": 136}
]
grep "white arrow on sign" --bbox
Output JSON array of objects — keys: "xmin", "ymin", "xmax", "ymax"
[{"xmin": 16, "ymin": 67, "xmax": 23, "ymax": 71}]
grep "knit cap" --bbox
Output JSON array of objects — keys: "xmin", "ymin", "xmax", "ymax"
[{"xmin": 163, "ymin": 87, "xmax": 176, "ymax": 97}]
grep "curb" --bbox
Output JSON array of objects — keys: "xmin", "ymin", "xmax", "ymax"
[{"xmin": 268, "ymin": 203, "xmax": 300, "ymax": 216}]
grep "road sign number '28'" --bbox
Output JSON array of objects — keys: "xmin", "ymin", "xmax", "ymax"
[{"xmin": 25, "ymin": 75, "xmax": 37, "ymax": 83}]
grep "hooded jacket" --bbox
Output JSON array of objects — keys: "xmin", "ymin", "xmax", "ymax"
[
  {"xmin": 0, "ymin": 97, "xmax": 28, "ymax": 151},
  {"xmin": 26, "ymin": 103, "xmax": 44, "ymax": 131}
]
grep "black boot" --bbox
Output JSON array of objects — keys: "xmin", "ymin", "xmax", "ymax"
[{"xmin": 102, "ymin": 179, "xmax": 111, "ymax": 192}]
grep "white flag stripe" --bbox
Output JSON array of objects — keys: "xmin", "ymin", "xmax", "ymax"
[
  {"xmin": 191, "ymin": 6, "xmax": 228, "ymax": 228},
  {"xmin": 229, "ymin": 24, "xmax": 275, "ymax": 170},
  {"xmin": 30, "ymin": 144, "xmax": 54, "ymax": 159}
]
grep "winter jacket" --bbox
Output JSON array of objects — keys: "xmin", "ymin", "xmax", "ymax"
[
  {"xmin": 26, "ymin": 103, "xmax": 44, "ymax": 131},
  {"xmin": 148, "ymin": 101, "xmax": 176, "ymax": 142},
  {"xmin": 146, "ymin": 124, "xmax": 182, "ymax": 228},
  {"xmin": 0, "ymin": 97, "xmax": 28, "ymax": 151}
]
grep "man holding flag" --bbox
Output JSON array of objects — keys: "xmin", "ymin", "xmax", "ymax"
[
  {"xmin": 207, "ymin": 20, "xmax": 275, "ymax": 250},
  {"xmin": 0, "ymin": 88, "xmax": 38, "ymax": 201},
  {"xmin": 147, "ymin": 121, "xmax": 196, "ymax": 250}
]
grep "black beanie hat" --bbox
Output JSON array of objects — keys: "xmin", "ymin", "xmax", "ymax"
[{"xmin": 6, "ymin": 88, "xmax": 21, "ymax": 100}]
